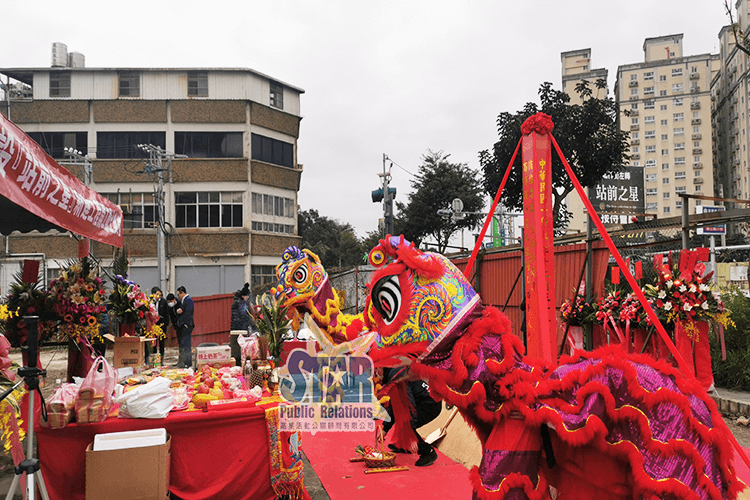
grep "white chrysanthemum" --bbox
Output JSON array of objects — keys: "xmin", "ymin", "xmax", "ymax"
[
  {"xmin": 664, "ymin": 302, "xmax": 673, "ymax": 311},
  {"xmin": 679, "ymin": 285, "xmax": 687, "ymax": 292},
  {"xmin": 658, "ymin": 290, "xmax": 667, "ymax": 299}
]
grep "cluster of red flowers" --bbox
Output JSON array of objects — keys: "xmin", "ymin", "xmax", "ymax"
[{"xmin": 48, "ymin": 261, "xmax": 106, "ymax": 340}]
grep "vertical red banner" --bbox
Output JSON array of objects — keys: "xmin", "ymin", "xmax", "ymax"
[{"xmin": 522, "ymin": 131, "xmax": 556, "ymax": 361}]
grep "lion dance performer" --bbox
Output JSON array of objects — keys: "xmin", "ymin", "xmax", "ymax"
[{"xmin": 359, "ymin": 235, "xmax": 741, "ymax": 500}]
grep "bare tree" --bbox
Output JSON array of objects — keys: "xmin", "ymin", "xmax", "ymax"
[{"xmin": 725, "ymin": 0, "xmax": 750, "ymax": 56}]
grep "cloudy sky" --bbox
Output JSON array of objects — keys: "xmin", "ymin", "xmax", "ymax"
[{"xmin": 1, "ymin": 0, "xmax": 730, "ymax": 238}]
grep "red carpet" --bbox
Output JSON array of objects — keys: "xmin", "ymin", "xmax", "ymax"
[
  {"xmin": 303, "ymin": 431, "xmax": 473, "ymax": 500},
  {"xmin": 735, "ymin": 447, "xmax": 750, "ymax": 487}
]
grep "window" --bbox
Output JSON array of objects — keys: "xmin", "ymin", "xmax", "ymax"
[
  {"xmin": 49, "ymin": 71, "xmax": 71, "ymax": 97},
  {"xmin": 662, "ymin": 178, "xmax": 670, "ymax": 184},
  {"xmin": 694, "ymin": 155, "xmax": 701, "ymax": 162},
  {"xmin": 646, "ymin": 174, "xmax": 656, "ymax": 182},
  {"xmin": 660, "ymin": 90, "xmax": 667, "ymax": 96},
  {"xmin": 631, "ymin": 131, "xmax": 639, "ymax": 139},
  {"xmin": 691, "ymin": 66, "xmax": 698, "ymax": 74},
  {"xmin": 662, "ymin": 149, "xmax": 669, "ymax": 155},
  {"xmin": 693, "ymin": 126, "xmax": 700, "ymax": 133},
  {"xmin": 118, "ymin": 72, "xmax": 140, "ymax": 97},
  {"xmin": 631, "ymin": 161, "xmax": 641, "ymax": 166},
  {"xmin": 660, "ymin": 104, "xmax": 668, "ymax": 111},
  {"xmin": 251, "ymin": 193, "xmax": 295, "ymax": 218},
  {"xmin": 645, "ymin": 159, "xmax": 657, "ymax": 167},
  {"xmin": 645, "ymin": 145, "xmax": 656, "ymax": 153},
  {"xmin": 27, "ymin": 132, "xmax": 87, "ymax": 158},
  {"xmin": 663, "ymin": 206, "xmax": 671, "ymax": 214},
  {"xmin": 630, "ymin": 74, "xmax": 638, "ymax": 81},
  {"xmin": 676, "ymin": 200, "xmax": 683, "ymax": 209},
  {"xmin": 103, "ymin": 192, "xmax": 157, "ymax": 229},
  {"xmin": 694, "ymin": 141, "xmax": 700, "ymax": 148},
  {"xmin": 663, "ymin": 192, "xmax": 670, "ymax": 199},
  {"xmin": 96, "ymin": 132, "xmax": 165, "ymax": 159},
  {"xmin": 631, "ymin": 88, "xmax": 638, "ymax": 96},
  {"xmin": 174, "ymin": 132, "xmax": 243, "ymax": 158},
  {"xmin": 187, "ymin": 71, "xmax": 208, "ymax": 97},
  {"xmin": 647, "ymin": 203, "xmax": 658, "ymax": 210},
  {"xmin": 695, "ymin": 186, "xmax": 702, "ymax": 193},
  {"xmin": 644, "ymin": 71, "xmax": 654, "ymax": 81},
  {"xmin": 251, "ymin": 221, "xmax": 295, "ymax": 234},
  {"xmin": 662, "ymin": 163, "xmax": 670, "ymax": 170},
  {"xmin": 672, "ymin": 83, "xmax": 683, "ymax": 93},
  {"xmin": 673, "ymin": 113, "xmax": 684, "ymax": 122},
  {"xmin": 645, "ymin": 115, "xmax": 655, "ymax": 124},
  {"xmin": 251, "ymin": 265, "xmax": 277, "ymax": 291},
  {"xmin": 661, "ymin": 134, "xmax": 668, "ymax": 140},
  {"xmin": 674, "ymin": 127, "xmax": 684, "ymax": 135},
  {"xmin": 659, "ymin": 75, "xmax": 667, "ymax": 82},
  {"xmin": 644, "ymin": 130, "xmax": 656, "ymax": 139},
  {"xmin": 675, "ymin": 157, "xmax": 686, "ymax": 165},
  {"xmin": 632, "ymin": 147, "xmax": 640, "ymax": 153},
  {"xmin": 673, "ymin": 97, "xmax": 683, "ymax": 106},
  {"xmin": 646, "ymin": 188, "xmax": 657, "ymax": 196},
  {"xmin": 631, "ymin": 117, "xmax": 639, "ymax": 125},
  {"xmin": 696, "ymin": 199, "xmax": 702, "ymax": 206},
  {"xmin": 251, "ymin": 133, "xmax": 294, "ymax": 168},
  {"xmin": 672, "ymin": 68, "xmax": 683, "ymax": 77},
  {"xmin": 676, "ymin": 186, "xmax": 687, "ymax": 193},
  {"xmin": 694, "ymin": 170, "xmax": 701, "ymax": 177},
  {"xmin": 175, "ymin": 192, "xmax": 243, "ymax": 228},
  {"xmin": 644, "ymin": 86, "xmax": 655, "ymax": 96},
  {"xmin": 270, "ymin": 81, "xmax": 284, "ymax": 109},
  {"xmin": 674, "ymin": 143, "xmax": 685, "ymax": 150},
  {"xmin": 630, "ymin": 103, "xmax": 639, "ymax": 110},
  {"xmin": 644, "ymin": 100, "xmax": 655, "ymax": 110},
  {"xmin": 675, "ymin": 172, "xmax": 686, "ymax": 180}
]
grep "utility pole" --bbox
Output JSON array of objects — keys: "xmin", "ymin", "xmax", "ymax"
[
  {"xmin": 62, "ymin": 147, "xmax": 92, "ymax": 185},
  {"xmin": 138, "ymin": 144, "xmax": 186, "ymax": 293},
  {"xmin": 372, "ymin": 154, "xmax": 396, "ymax": 237}
]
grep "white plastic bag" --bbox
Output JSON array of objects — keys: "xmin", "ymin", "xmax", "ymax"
[{"xmin": 115, "ymin": 377, "xmax": 174, "ymax": 419}]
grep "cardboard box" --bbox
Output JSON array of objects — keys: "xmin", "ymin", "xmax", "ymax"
[
  {"xmin": 111, "ymin": 335, "xmax": 150, "ymax": 370},
  {"xmin": 86, "ymin": 434, "xmax": 170, "ymax": 500},
  {"xmin": 196, "ymin": 345, "xmax": 231, "ymax": 368}
]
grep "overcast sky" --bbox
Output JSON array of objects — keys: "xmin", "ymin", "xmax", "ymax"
[{"xmin": 1, "ymin": 0, "xmax": 730, "ymax": 238}]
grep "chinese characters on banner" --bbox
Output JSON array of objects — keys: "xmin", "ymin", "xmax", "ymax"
[
  {"xmin": 592, "ymin": 166, "xmax": 645, "ymax": 224},
  {"xmin": 522, "ymin": 132, "xmax": 556, "ymax": 361},
  {"xmin": 0, "ymin": 113, "xmax": 123, "ymax": 247}
]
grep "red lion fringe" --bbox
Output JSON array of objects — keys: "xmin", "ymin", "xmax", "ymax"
[
  {"xmin": 470, "ymin": 467, "xmax": 549, "ymax": 500},
  {"xmin": 272, "ymin": 481, "xmax": 307, "ymax": 500},
  {"xmin": 387, "ymin": 381, "xmax": 419, "ymax": 453}
]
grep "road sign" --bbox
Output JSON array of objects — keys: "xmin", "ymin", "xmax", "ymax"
[{"xmin": 696, "ymin": 206, "xmax": 726, "ymax": 235}]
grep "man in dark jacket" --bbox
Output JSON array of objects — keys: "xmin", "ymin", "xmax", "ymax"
[
  {"xmin": 151, "ymin": 287, "xmax": 170, "ymax": 361},
  {"xmin": 175, "ymin": 286, "xmax": 194, "ymax": 368},
  {"xmin": 231, "ymin": 283, "xmax": 255, "ymax": 332},
  {"xmin": 381, "ymin": 368, "xmax": 442, "ymax": 467}
]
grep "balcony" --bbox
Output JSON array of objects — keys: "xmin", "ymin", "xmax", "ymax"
[
  {"xmin": 691, "ymin": 86, "xmax": 701, "ymax": 93},
  {"xmin": 629, "ymin": 110, "xmax": 639, "ymax": 116},
  {"xmin": 693, "ymin": 162, "xmax": 703, "ymax": 169},
  {"xmin": 690, "ymin": 73, "xmax": 700, "ymax": 80},
  {"xmin": 693, "ymin": 178, "xmax": 704, "ymax": 184},
  {"xmin": 630, "ymin": 139, "xmax": 640, "ymax": 145},
  {"xmin": 630, "ymin": 124, "xmax": 640, "ymax": 131},
  {"xmin": 691, "ymin": 118, "xmax": 701, "ymax": 125},
  {"xmin": 629, "ymin": 96, "xmax": 639, "ymax": 101},
  {"xmin": 629, "ymin": 80, "xmax": 638, "ymax": 87},
  {"xmin": 690, "ymin": 102, "xmax": 701, "ymax": 110},
  {"xmin": 631, "ymin": 154, "xmax": 640, "ymax": 160},
  {"xmin": 693, "ymin": 148, "xmax": 703, "ymax": 155},
  {"xmin": 692, "ymin": 133, "xmax": 702, "ymax": 140}
]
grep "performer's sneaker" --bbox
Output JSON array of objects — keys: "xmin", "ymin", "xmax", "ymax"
[
  {"xmin": 415, "ymin": 449, "xmax": 438, "ymax": 467},
  {"xmin": 388, "ymin": 444, "xmax": 409, "ymax": 454}
]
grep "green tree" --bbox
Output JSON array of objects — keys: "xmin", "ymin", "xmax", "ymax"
[
  {"xmin": 479, "ymin": 80, "xmax": 630, "ymax": 232},
  {"xmin": 395, "ymin": 151, "xmax": 484, "ymax": 253},
  {"xmin": 298, "ymin": 209, "xmax": 364, "ymax": 269}
]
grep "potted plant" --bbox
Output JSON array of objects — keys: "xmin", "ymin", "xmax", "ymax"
[{"xmin": 250, "ymin": 293, "xmax": 292, "ymax": 390}]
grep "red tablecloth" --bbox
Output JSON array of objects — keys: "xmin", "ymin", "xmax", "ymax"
[{"xmin": 36, "ymin": 406, "xmax": 276, "ymax": 500}]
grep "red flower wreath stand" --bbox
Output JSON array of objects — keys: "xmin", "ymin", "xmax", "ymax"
[
  {"xmin": 674, "ymin": 319, "xmax": 713, "ymax": 391},
  {"xmin": 66, "ymin": 338, "xmax": 95, "ymax": 383}
]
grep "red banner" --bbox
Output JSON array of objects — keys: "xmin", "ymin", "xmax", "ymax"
[
  {"xmin": 522, "ymin": 131, "xmax": 556, "ymax": 361},
  {"xmin": 0, "ymin": 113, "xmax": 122, "ymax": 247}
]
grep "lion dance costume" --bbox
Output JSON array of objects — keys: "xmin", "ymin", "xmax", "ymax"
[{"xmin": 278, "ymin": 237, "xmax": 742, "ymax": 499}]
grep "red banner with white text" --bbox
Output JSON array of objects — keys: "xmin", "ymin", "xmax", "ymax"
[
  {"xmin": 522, "ymin": 131, "xmax": 556, "ymax": 361},
  {"xmin": 0, "ymin": 113, "xmax": 122, "ymax": 248}
]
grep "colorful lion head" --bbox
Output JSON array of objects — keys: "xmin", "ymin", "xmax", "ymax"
[
  {"xmin": 364, "ymin": 236, "xmax": 481, "ymax": 361},
  {"xmin": 275, "ymin": 246, "xmax": 328, "ymax": 306}
]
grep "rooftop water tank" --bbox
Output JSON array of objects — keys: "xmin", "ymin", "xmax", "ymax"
[
  {"xmin": 51, "ymin": 43, "xmax": 68, "ymax": 68},
  {"xmin": 68, "ymin": 52, "xmax": 85, "ymax": 68}
]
